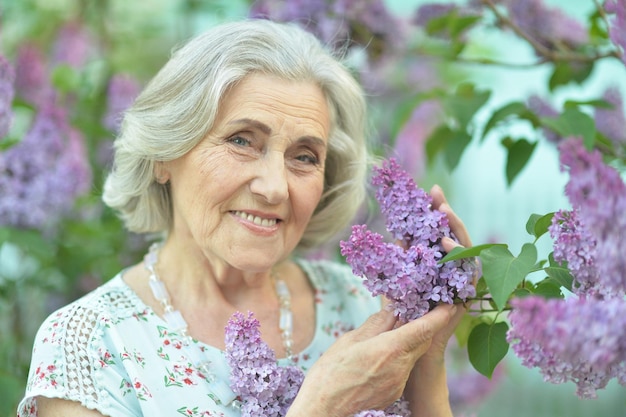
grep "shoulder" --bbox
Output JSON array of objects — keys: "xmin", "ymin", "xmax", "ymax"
[
  {"xmin": 34, "ymin": 274, "xmax": 143, "ymax": 340},
  {"xmin": 19, "ymin": 273, "xmax": 148, "ymax": 416}
]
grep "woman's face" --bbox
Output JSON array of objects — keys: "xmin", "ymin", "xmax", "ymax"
[{"xmin": 162, "ymin": 73, "xmax": 330, "ymax": 272}]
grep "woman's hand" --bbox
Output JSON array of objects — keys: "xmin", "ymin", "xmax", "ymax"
[
  {"xmin": 287, "ymin": 304, "xmax": 457, "ymax": 417},
  {"xmin": 394, "ymin": 183, "xmax": 474, "ymax": 347},
  {"xmin": 426, "ymin": 183, "xmax": 474, "ymax": 357}
]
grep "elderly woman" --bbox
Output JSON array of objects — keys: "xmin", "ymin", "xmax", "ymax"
[{"xmin": 18, "ymin": 19, "xmax": 470, "ymax": 417}]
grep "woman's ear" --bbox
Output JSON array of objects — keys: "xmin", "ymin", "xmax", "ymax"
[{"xmin": 154, "ymin": 161, "xmax": 170, "ymax": 184}]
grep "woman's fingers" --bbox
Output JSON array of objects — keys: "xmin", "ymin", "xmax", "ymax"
[
  {"xmin": 350, "ymin": 308, "xmax": 398, "ymax": 341},
  {"xmin": 431, "ymin": 184, "xmax": 472, "ymax": 247},
  {"xmin": 394, "ymin": 304, "xmax": 456, "ymax": 352}
]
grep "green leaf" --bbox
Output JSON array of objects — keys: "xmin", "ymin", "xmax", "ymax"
[
  {"xmin": 425, "ymin": 9, "xmax": 480, "ymax": 40},
  {"xmin": 545, "ymin": 266, "xmax": 574, "ymax": 292},
  {"xmin": 548, "ymin": 61, "xmax": 594, "ymax": 91},
  {"xmin": 502, "ymin": 138, "xmax": 537, "ymax": 185},
  {"xmin": 480, "ymin": 243, "xmax": 537, "ymax": 311},
  {"xmin": 512, "ymin": 287, "xmax": 534, "ymax": 298},
  {"xmin": 425, "ymin": 125, "xmax": 454, "ymax": 163},
  {"xmin": 468, "ymin": 321, "xmax": 509, "ymax": 378},
  {"xmin": 474, "ymin": 276, "xmax": 489, "ymax": 298},
  {"xmin": 51, "ymin": 64, "xmax": 81, "ymax": 93},
  {"xmin": 481, "ymin": 102, "xmax": 533, "ymax": 142},
  {"xmin": 525, "ymin": 212, "xmax": 555, "ymax": 239},
  {"xmin": 533, "ymin": 279, "xmax": 564, "ymax": 299},
  {"xmin": 540, "ymin": 107, "xmax": 596, "ymax": 149},
  {"xmin": 443, "ymin": 82, "xmax": 491, "ymax": 129},
  {"xmin": 440, "ymin": 243, "xmax": 507, "ymax": 263},
  {"xmin": 443, "ymin": 130, "xmax": 472, "ymax": 170},
  {"xmin": 588, "ymin": 9, "xmax": 609, "ymax": 40},
  {"xmin": 564, "ymin": 98, "xmax": 613, "ymax": 109},
  {"xmin": 449, "ymin": 15, "xmax": 482, "ymax": 38}
]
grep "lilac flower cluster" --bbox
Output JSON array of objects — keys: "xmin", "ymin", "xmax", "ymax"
[
  {"xmin": 51, "ymin": 21, "xmax": 97, "ymax": 69},
  {"xmin": 507, "ymin": 296, "xmax": 626, "ymax": 398},
  {"xmin": 224, "ymin": 312, "xmax": 304, "ymax": 417},
  {"xmin": 102, "ymin": 74, "xmax": 141, "ymax": 133},
  {"xmin": 392, "ymin": 101, "xmax": 442, "ymax": 179},
  {"xmin": 0, "ymin": 55, "xmax": 15, "ymax": 139},
  {"xmin": 501, "ymin": 0, "xmax": 588, "ymax": 51},
  {"xmin": 559, "ymin": 138, "xmax": 626, "ymax": 297},
  {"xmin": 340, "ymin": 158, "xmax": 476, "ymax": 321},
  {"xmin": 605, "ymin": 0, "xmax": 626, "ymax": 66},
  {"xmin": 13, "ymin": 43, "xmax": 51, "ymax": 106},
  {"xmin": 0, "ymin": 104, "xmax": 92, "ymax": 230},
  {"xmin": 549, "ymin": 209, "xmax": 598, "ymax": 296},
  {"xmin": 249, "ymin": 0, "xmax": 405, "ymax": 57},
  {"xmin": 528, "ymin": 86, "xmax": 626, "ymax": 152},
  {"xmin": 225, "ymin": 312, "xmax": 411, "ymax": 416},
  {"xmin": 354, "ymin": 401, "xmax": 409, "ymax": 417},
  {"xmin": 509, "ymin": 138, "xmax": 626, "ymax": 397},
  {"xmin": 413, "ymin": 2, "xmax": 483, "ymax": 40},
  {"xmin": 248, "ymin": 0, "xmax": 407, "ymax": 93},
  {"xmin": 445, "ymin": 334, "xmax": 502, "ymax": 413}
]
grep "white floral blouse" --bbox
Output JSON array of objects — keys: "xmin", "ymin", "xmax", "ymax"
[{"xmin": 18, "ymin": 258, "xmax": 380, "ymax": 417}]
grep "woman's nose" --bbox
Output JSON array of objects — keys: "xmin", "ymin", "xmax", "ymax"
[{"xmin": 249, "ymin": 151, "xmax": 289, "ymax": 204}]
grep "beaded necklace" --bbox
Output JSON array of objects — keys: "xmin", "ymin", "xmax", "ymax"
[{"xmin": 144, "ymin": 242, "xmax": 295, "ymax": 406}]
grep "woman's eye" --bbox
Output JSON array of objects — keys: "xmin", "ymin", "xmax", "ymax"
[
  {"xmin": 229, "ymin": 136, "xmax": 251, "ymax": 147},
  {"xmin": 296, "ymin": 153, "xmax": 319, "ymax": 165}
]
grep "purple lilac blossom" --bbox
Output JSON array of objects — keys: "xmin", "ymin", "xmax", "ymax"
[
  {"xmin": 249, "ymin": 0, "xmax": 406, "ymax": 60},
  {"xmin": 102, "ymin": 74, "xmax": 141, "ymax": 133},
  {"xmin": 392, "ymin": 100, "xmax": 442, "ymax": 179},
  {"xmin": 14, "ymin": 43, "xmax": 51, "ymax": 106},
  {"xmin": 355, "ymin": 405, "xmax": 407, "ymax": 417},
  {"xmin": 225, "ymin": 312, "xmax": 409, "ymax": 416},
  {"xmin": 413, "ymin": 2, "xmax": 482, "ymax": 39},
  {"xmin": 446, "ymin": 337, "xmax": 502, "ymax": 413},
  {"xmin": 605, "ymin": 0, "xmax": 626, "ymax": 66},
  {"xmin": 51, "ymin": 21, "xmax": 96, "ymax": 69},
  {"xmin": 549, "ymin": 209, "xmax": 599, "ymax": 296},
  {"xmin": 0, "ymin": 103, "xmax": 92, "ymax": 230},
  {"xmin": 558, "ymin": 138, "xmax": 626, "ymax": 297},
  {"xmin": 224, "ymin": 311, "xmax": 304, "ymax": 417},
  {"xmin": 594, "ymin": 86, "xmax": 626, "ymax": 149},
  {"xmin": 502, "ymin": 0, "xmax": 588, "ymax": 51},
  {"xmin": 507, "ymin": 296, "xmax": 626, "ymax": 398},
  {"xmin": 0, "ymin": 54, "xmax": 15, "ymax": 139},
  {"xmin": 414, "ymin": 3, "xmax": 457, "ymax": 27},
  {"xmin": 527, "ymin": 94, "xmax": 561, "ymax": 143},
  {"xmin": 340, "ymin": 159, "xmax": 476, "ymax": 322}
]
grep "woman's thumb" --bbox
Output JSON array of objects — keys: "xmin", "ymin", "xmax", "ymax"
[{"xmin": 351, "ymin": 308, "xmax": 398, "ymax": 341}]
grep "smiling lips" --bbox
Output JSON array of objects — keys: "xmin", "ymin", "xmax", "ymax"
[{"xmin": 231, "ymin": 210, "xmax": 279, "ymax": 227}]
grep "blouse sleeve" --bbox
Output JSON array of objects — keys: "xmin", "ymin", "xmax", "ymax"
[{"xmin": 17, "ymin": 300, "xmax": 140, "ymax": 417}]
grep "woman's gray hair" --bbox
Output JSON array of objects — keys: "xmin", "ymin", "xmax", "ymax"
[{"xmin": 102, "ymin": 19, "xmax": 369, "ymax": 251}]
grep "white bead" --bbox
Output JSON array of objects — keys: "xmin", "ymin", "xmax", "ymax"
[
  {"xmin": 163, "ymin": 310, "xmax": 187, "ymax": 331},
  {"xmin": 279, "ymin": 310, "xmax": 293, "ymax": 332},
  {"xmin": 275, "ymin": 280, "xmax": 290, "ymax": 298},
  {"xmin": 148, "ymin": 279, "xmax": 169, "ymax": 302}
]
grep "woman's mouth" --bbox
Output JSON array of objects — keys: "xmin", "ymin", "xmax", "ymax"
[{"xmin": 231, "ymin": 210, "xmax": 279, "ymax": 227}]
